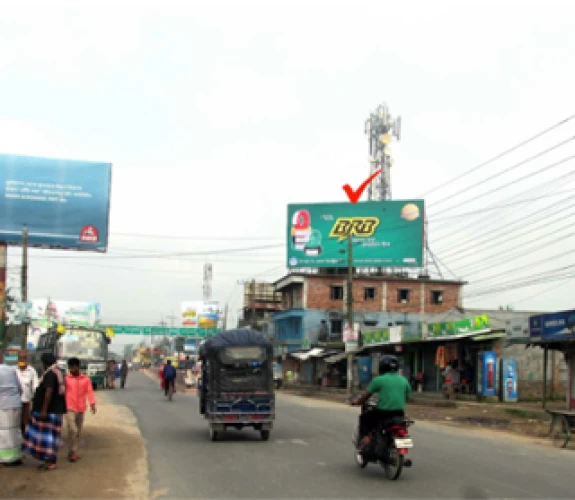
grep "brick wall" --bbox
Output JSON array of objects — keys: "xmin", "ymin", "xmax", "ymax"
[{"xmin": 304, "ymin": 276, "xmax": 461, "ymax": 313}]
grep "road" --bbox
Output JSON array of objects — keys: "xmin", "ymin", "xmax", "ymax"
[{"xmin": 108, "ymin": 373, "xmax": 575, "ymax": 499}]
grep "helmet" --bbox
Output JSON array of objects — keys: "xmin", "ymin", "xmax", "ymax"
[{"xmin": 378, "ymin": 355, "xmax": 399, "ymax": 375}]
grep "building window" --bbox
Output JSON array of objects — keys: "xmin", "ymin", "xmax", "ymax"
[
  {"xmin": 364, "ymin": 287, "xmax": 377, "ymax": 301},
  {"xmin": 330, "ymin": 319, "xmax": 343, "ymax": 336},
  {"xmin": 397, "ymin": 289, "xmax": 410, "ymax": 303},
  {"xmin": 431, "ymin": 290, "xmax": 444, "ymax": 305},
  {"xmin": 330, "ymin": 286, "xmax": 344, "ymax": 300}
]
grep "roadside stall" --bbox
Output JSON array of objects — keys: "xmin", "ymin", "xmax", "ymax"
[{"xmin": 528, "ymin": 309, "xmax": 575, "ymax": 448}]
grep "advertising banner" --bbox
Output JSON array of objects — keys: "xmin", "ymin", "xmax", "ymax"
[
  {"xmin": 501, "ymin": 358, "xmax": 518, "ymax": 402},
  {"xmin": 286, "ymin": 200, "xmax": 424, "ymax": 269},
  {"xmin": 362, "ymin": 326, "xmax": 402, "ymax": 347},
  {"xmin": 479, "ymin": 351, "xmax": 497, "ymax": 397},
  {"xmin": 528, "ymin": 309, "xmax": 575, "ymax": 342},
  {"xmin": 181, "ymin": 301, "xmax": 220, "ymax": 329},
  {"xmin": 426, "ymin": 315, "xmax": 490, "ymax": 340},
  {"xmin": 402, "ymin": 322, "xmax": 423, "ymax": 342},
  {"xmin": 0, "ymin": 154, "xmax": 112, "ymax": 251},
  {"xmin": 26, "ymin": 299, "xmax": 101, "ymax": 350}
]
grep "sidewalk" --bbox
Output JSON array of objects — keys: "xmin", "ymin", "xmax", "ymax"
[{"xmin": 1, "ymin": 392, "xmax": 149, "ymax": 499}]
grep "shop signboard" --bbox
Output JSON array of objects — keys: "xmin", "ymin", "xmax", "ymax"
[
  {"xmin": 287, "ymin": 201, "xmax": 425, "ymax": 269},
  {"xmin": 344, "ymin": 322, "xmax": 360, "ymax": 352},
  {"xmin": 477, "ymin": 351, "xmax": 497, "ymax": 397},
  {"xmin": 181, "ymin": 301, "xmax": 220, "ymax": 329},
  {"xmin": 501, "ymin": 358, "xmax": 518, "ymax": 402},
  {"xmin": 426, "ymin": 315, "xmax": 490, "ymax": 340},
  {"xmin": 0, "ymin": 154, "xmax": 112, "ymax": 252},
  {"xmin": 528, "ymin": 309, "xmax": 575, "ymax": 342},
  {"xmin": 505, "ymin": 318, "xmax": 530, "ymax": 340},
  {"xmin": 402, "ymin": 322, "xmax": 423, "ymax": 342}
]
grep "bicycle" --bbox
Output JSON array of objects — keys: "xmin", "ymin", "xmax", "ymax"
[{"xmin": 166, "ymin": 380, "xmax": 175, "ymax": 401}]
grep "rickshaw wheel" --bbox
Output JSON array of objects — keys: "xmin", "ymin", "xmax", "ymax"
[{"xmin": 260, "ymin": 430, "xmax": 270, "ymax": 441}]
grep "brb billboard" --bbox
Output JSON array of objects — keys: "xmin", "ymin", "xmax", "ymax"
[
  {"xmin": 286, "ymin": 201, "xmax": 424, "ymax": 269},
  {"xmin": 0, "ymin": 154, "xmax": 112, "ymax": 252}
]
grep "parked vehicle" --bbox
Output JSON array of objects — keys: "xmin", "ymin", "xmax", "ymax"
[
  {"xmin": 352, "ymin": 399, "xmax": 414, "ymax": 480},
  {"xmin": 198, "ymin": 328, "xmax": 275, "ymax": 442},
  {"xmin": 32, "ymin": 325, "xmax": 110, "ymax": 390}
]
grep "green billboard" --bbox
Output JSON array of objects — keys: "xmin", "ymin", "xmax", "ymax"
[
  {"xmin": 103, "ymin": 325, "xmax": 220, "ymax": 338},
  {"xmin": 287, "ymin": 201, "xmax": 424, "ymax": 269}
]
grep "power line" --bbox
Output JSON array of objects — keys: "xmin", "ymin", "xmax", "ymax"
[
  {"xmin": 33, "ymin": 243, "xmax": 285, "ymax": 261},
  {"xmin": 419, "ymin": 114, "xmax": 575, "ymax": 198},
  {"xmin": 438, "ymin": 198, "xmax": 575, "ymax": 263},
  {"xmin": 110, "ymin": 232, "xmax": 283, "ymax": 241},
  {"xmin": 430, "ymin": 150, "xmax": 575, "ymax": 216}
]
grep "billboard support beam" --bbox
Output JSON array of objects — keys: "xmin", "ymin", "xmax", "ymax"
[
  {"xmin": 20, "ymin": 226, "xmax": 28, "ymax": 350},
  {"xmin": 346, "ymin": 234, "xmax": 354, "ymax": 395}
]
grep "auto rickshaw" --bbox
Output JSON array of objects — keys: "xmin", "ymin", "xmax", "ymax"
[{"xmin": 198, "ymin": 328, "xmax": 275, "ymax": 441}]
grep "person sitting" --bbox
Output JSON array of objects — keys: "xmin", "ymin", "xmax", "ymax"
[{"xmin": 351, "ymin": 355, "xmax": 411, "ymax": 448}]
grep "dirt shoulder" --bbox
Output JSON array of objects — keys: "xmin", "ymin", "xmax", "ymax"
[
  {"xmin": 1, "ymin": 392, "xmax": 149, "ymax": 499},
  {"xmin": 280, "ymin": 388, "xmax": 553, "ymax": 441}
]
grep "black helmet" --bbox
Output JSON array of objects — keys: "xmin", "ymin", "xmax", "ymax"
[{"xmin": 379, "ymin": 355, "xmax": 399, "ymax": 375}]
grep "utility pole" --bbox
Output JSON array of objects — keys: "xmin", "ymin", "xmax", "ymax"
[
  {"xmin": 0, "ymin": 242, "xmax": 7, "ymax": 349},
  {"xmin": 251, "ymin": 279, "xmax": 257, "ymax": 331},
  {"xmin": 21, "ymin": 225, "xmax": 28, "ymax": 350},
  {"xmin": 346, "ymin": 233, "xmax": 354, "ymax": 395},
  {"xmin": 223, "ymin": 303, "xmax": 228, "ymax": 331}
]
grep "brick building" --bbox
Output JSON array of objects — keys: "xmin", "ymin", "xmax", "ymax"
[
  {"xmin": 272, "ymin": 270, "xmax": 466, "ymax": 351},
  {"xmin": 237, "ymin": 281, "xmax": 282, "ymax": 338}
]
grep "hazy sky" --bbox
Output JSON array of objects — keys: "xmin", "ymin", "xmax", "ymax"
[{"xmin": 1, "ymin": 0, "xmax": 574, "ymax": 346}]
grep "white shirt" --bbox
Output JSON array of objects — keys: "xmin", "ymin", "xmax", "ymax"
[{"xmin": 16, "ymin": 365, "xmax": 39, "ymax": 403}]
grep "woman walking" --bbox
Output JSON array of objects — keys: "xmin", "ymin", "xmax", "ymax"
[
  {"xmin": 22, "ymin": 353, "xmax": 67, "ymax": 471},
  {"xmin": 0, "ymin": 349, "xmax": 23, "ymax": 467}
]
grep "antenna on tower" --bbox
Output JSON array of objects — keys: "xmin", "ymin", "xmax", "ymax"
[
  {"xmin": 365, "ymin": 103, "xmax": 401, "ymax": 201},
  {"xmin": 203, "ymin": 263, "xmax": 212, "ymax": 302}
]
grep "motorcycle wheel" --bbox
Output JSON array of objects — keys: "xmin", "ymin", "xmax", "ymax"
[{"xmin": 382, "ymin": 449, "xmax": 404, "ymax": 480}]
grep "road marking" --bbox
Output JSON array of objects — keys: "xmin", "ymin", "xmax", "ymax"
[{"xmin": 291, "ymin": 438, "xmax": 309, "ymax": 446}]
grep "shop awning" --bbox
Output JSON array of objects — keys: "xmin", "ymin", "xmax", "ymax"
[
  {"xmin": 472, "ymin": 332, "xmax": 506, "ymax": 342},
  {"xmin": 289, "ymin": 348, "xmax": 324, "ymax": 361},
  {"xmin": 324, "ymin": 352, "xmax": 348, "ymax": 364}
]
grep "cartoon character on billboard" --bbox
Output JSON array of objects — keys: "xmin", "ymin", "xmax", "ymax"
[{"xmin": 291, "ymin": 209, "xmax": 322, "ymax": 257}]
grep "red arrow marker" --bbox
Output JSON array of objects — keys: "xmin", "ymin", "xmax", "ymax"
[{"xmin": 342, "ymin": 169, "xmax": 382, "ymax": 204}]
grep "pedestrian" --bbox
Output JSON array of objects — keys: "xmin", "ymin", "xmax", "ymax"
[
  {"xmin": 65, "ymin": 357, "xmax": 96, "ymax": 463},
  {"xmin": 22, "ymin": 353, "xmax": 67, "ymax": 471},
  {"xmin": 158, "ymin": 361, "xmax": 166, "ymax": 392},
  {"xmin": 120, "ymin": 360, "xmax": 128, "ymax": 389},
  {"xmin": 15, "ymin": 350, "xmax": 39, "ymax": 434},
  {"xmin": 0, "ymin": 349, "xmax": 24, "ymax": 467}
]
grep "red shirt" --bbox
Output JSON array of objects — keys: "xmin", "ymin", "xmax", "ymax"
[{"xmin": 65, "ymin": 374, "xmax": 96, "ymax": 413}]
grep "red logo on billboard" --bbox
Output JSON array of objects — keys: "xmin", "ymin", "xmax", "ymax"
[{"xmin": 79, "ymin": 225, "xmax": 99, "ymax": 243}]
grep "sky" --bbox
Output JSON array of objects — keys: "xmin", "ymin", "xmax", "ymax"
[{"xmin": 1, "ymin": 0, "xmax": 574, "ymax": 347}]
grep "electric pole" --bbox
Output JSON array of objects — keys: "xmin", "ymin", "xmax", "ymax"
[
  {"xmin": 223, "ymin": 303, "xmax": 228, "ymax": 331},
  {"xmin": 0, "ymin": 242, "xmax": 7, "ymax": 349},
  {"xmin": 346, "ymin": 233, "xmax": 354, "ymax": 394},
  {"xmin": 251, "ymin": 279, "xmax": 257, "ymax": 331},
  {"xmin": 21, "ymin": 225, "xmax": 28, "ymax": 350}
]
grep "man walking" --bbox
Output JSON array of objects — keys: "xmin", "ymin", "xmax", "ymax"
[
  {"xmin": 64, "ymin": 358, "xmax": 96, "ymax": 463},
  {"xmin": 15, "ymin": 350, "xmax": 39, "ymax": 434},
  {"xmin": 120, "ymin": 360, "xmax": 129, "ymax": 389}
]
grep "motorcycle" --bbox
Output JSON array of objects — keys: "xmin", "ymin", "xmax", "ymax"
[{"xmin": 351, "ymin": 399, "xmax": 414, "ymax": 480}]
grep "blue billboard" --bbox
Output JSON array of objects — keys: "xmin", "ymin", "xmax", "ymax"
[
  {"xmin": 529, "ymin": 309, "xmax": 575, "ymax": 341},
  {"xmin": 0, "ymin": 154, "xmax": 111, "ymax": 251}
]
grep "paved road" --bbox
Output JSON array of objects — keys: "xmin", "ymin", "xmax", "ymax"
[{"xmin": 108, "ymin": 373, "xmax": 575, "ymax": 499}]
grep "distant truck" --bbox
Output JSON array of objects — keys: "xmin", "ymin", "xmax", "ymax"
[{"xmin": 32, "ymin": 325, "xmax": 110, "ymax": 390}]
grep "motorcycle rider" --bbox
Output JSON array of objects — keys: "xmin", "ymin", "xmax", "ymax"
[{"xmin": 351, "ymin": 355, "xmax": 412, "ymax": 448}]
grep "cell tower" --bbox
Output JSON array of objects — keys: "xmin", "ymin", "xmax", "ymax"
[
  {"xmin": 203, "ymin": 263, "xmax": 212, "ymax": 301},
  {"xmin": 365, "ymin": 103, "xmax": 402, "ymax": 201}
]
